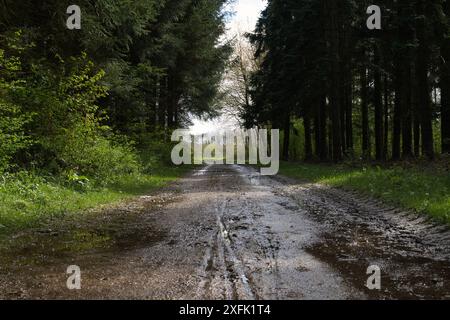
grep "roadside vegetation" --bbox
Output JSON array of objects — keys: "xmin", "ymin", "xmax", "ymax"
[
  {"xmin": 222, "ymin": 1, "xmax": 450, "ymax": 225},
  {"xmin": 0, "ymin": 164, "xmax": 190, "ymax": 235},
  {"xmin": 0, "ymin": 1, "xmax": 229, "ymax": 234},
  {"xmin": 279, "ymin": 160, "xmax": 450, "ymax": 224}
]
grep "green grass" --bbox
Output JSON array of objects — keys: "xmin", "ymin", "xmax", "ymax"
[
  {"xmin": 279, "ymin": 162, "xmax": 450, "ymax": 224},
  {"xmin": 0, "ymin": 165, "xmax": 191, "ymax": 234}
]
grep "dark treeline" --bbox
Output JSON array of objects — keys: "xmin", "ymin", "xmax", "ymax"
[
  {"xmin": 0, "ymin": 1, "xmax": 230, "ymax": 175},
  {"xmin": 244, "ymin": 0, "xmax": 449, "ymax": 162}
]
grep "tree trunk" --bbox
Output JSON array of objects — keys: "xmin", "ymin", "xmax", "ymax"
[
  {"xmin": 401, "ymin": 59, "xmax": 413, "ymax": 158},
  {"xmin": 345, "ymin": 70, "xmax": 354, "ymax": 153},
  {"xmin": 442, "ymin": 72, "xmax": 450, "ymax": 154},
  {"xmin": 304, "ymin": 114, "xmax": 313, "ymax": 161},
  {"xmin": 393, "ymin": 60, "xmax": 402, "ymax": 160},
  {"xmin": 413, "ymin": 118, "xmax": 421, "ymax": 156},
  {"xmin": 167, "ymin": 74, "xmax": 175, "ymax": 129},
  {"xmin": 154, "ymin": 76, "xmax": 161, "ymax": 128},
  {"xmin": 395, "ymin": 1, "xmax": 413, "ymax": 158},
  {"xmin": 314, "ymin": 95, "xmax": 328, "ymax": 160},
  {"xmin": 159, "ymin": 76, "xmax": 169, "ymax": 129},
  {"xmin": 416, "ymin": 12, "xmax": 434, "ymax": 159},
  {"xmin": 383, "ymin": 74, "xmax": 390, "ymax": 158},
  {"xmin": 282, "ymin": 114, "xmax": 291, "ymax": 161},
  {"xmin": 361, "ymin": 64, "xmax": 371, "ymax": 159},
  {"xmin": 412, "ymin": 62, "xmax": 421, "ymax": 156},
  {"xmin": 325, "ymin": 0, "xmax": 343, "ymax": 161},
  {"xmin": 441, "ymin": 2, "xmax": 450, "ymax": 154},
  {"xmin": 374, "ymin": 46, "xmax": 385, "ymax": 161}
]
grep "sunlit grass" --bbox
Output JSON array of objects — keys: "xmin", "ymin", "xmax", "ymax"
[
  {"xmin": 279, "ymin": 162, "xmax": 450, "ymax": 224},
  {"xmin": 0, "ymin": 166, "xmax": 191, "ymax": 234}
]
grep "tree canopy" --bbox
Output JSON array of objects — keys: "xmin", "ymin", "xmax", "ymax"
[
  {"xmin": 242, "ymin": 0, "xmax": 449, "ymax": 161},
  {"xmin": 0, "ymin": 0, "xmax": 231, "ymax": 173}
]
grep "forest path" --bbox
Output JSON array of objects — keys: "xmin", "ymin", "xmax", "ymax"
[{"xmin": 0, "ymin": 165, "xmax": 449, "ymax": 299}]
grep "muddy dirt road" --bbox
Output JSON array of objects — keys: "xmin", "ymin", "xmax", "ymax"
[{"xmin": 0, "ymin": 165, "xmax": 449, "ymax": 299}]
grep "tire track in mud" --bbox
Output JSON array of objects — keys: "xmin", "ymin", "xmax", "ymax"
[
  {"xmin": 269, "ymin": 174, "xmax": 450, "ymax": 299},
  {"xmin": 197, "ymin": 198, "xmax": 256, "ymax": 300},
  {"xmin": 194, "ymin": 166, "xmax": 285, "ymax": 300},
  {"xmin": 197, "ymin": 165, "xmax": 363, "ymax": 300}
]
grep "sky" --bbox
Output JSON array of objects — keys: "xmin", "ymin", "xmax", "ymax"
[
  {"xmin": 189, "ymin": 0, "xmax": 267, "ymax": 135},
  {"xmin": 226, "ymin": 0, "xmax": 267, "ymax": 35}
]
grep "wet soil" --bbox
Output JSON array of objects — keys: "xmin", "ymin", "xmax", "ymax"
[{"xmin": 0, "ymin": 165, "xmax": 448, "ymax": 299}]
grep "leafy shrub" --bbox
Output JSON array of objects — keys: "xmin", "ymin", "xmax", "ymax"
[
  {"xmin": 138, "ymin": 130, "xmax": 177, "ymax": 172},
  {"xmin": 0, "ymin": 46, "xmax": 34, "ymax": 172},
  {"xmin": 0, "ymin": 171, "xmax": 48, "ymax": 206},
  {"xmin": 48, "ymin": 124, "xmax": 142, "ymax": 184},
  {"xmin": 0, "ymin": 33, "xmax": 162, "ymax": 189},
  {"xmin": 0, "ymin": 102, "xmax": 32, "ymax": 172},
  {"xmin": 66, "ymin": 170, "xmax": 91, "ymax": 191}
]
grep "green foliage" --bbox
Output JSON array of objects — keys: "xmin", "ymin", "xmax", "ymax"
[
  {"xmin": 53, "ymin": 124, "xmax": 141, "ymax": 183},
  {"xmin": 66, "ymin": 171, "xmax": 91, "ymax": 191},
  {"xmin": 21, "ymin": 52, "xmax": 108, "ymax": 138},
  {"xmin": 0, "ymin": 165, "xmax": 190, "ymax": 232},
  {"xmin": 0, "ymin": 1, "xmax": 230, "ymax": 233},
  {"xmin": 0, "ymin": 43, "xmax": 33, "ymax": 171},
  {"xmin": 0, "ymin": 102, "xmax": 32, "ymax": 171},
  {"xmin": 137, "ymin": 130, "xmax": 178, "ymax": 169},
  {"xmin": 0, "ymin": 34, "xmax": 144, "ymax": 185}
]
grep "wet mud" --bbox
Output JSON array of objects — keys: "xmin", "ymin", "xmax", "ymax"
[{"xmin": 0, "ymin": 165, "xmax": 448, "ymax": 299}]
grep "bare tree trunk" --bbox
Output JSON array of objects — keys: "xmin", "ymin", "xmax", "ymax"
[
  {"xmin": 361, "ymin": 64, "xmax": 371, "ymax": 159},
  {"xmin": 282, "ymin": 114, "xmax": 291, "ymax": 161},
  {"xmin": 442, "ymin": 30, "xmax": 450, "ymax": 154},
  {"xmin": 345, "ymin": 70, "xmax": 354, "ymax": 153},
  {"xmin": 402, "ymin": 59, "xmax": 413, "ymax": 158},
  {"xmin": 374, "ymin": 46, "xmax": 385, "ymax": 161},
  {"xmin": 416, "ymin": 10, "xmax": 434, "ymax": 159},
  {"xmin": 393, "ymin": 60, "xmax": 402, "ymax": 160},
  {"xmin": 315, "ymin": 95, "xmax": 328, "ymax": 160},
  {"xmin": 304, "ymin": 114, "xmax": 313, "ymax": 161},
  {"xmin": 325, "ymin": 0, "xmax": 343, "ymax": 161},
  {"xmin": 383, "ymin": 74, "xmax": 390, "ymax": 158}
]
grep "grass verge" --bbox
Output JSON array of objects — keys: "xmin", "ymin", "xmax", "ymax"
[
  {"xmin": 0, "ymin": 165, "xmax": 191, "ymax": 235},
  {"xmin": 279, "ymin": 161, "xmax": 450, "ymax": 224}
]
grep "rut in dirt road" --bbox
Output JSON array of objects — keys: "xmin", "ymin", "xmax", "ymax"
[{"xmin": 0, "ymin": 165, "xmax": 449, "ymax": 299}]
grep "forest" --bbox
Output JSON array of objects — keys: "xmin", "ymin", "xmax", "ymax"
[
  {"xmin": 0, "ymin": 0, "xmax": 231, "ymax": 230},
  {"xmin": 0, "ymin": 0, "xmax": 449, "ymax": 227},
  {"xmin": 0, "ymin": 0, "xmax": 230, "ymax": 174},
  {"xmin": 0, "ymin": 0, "xmax": 449, "ymax": 302},
  {"xmin": 242, "ymin": 0, "xmax": 449, "ymax": 162},
  {"xmin": 0, "ymin": 1, "xmax": 449, "ymax": 226}
]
